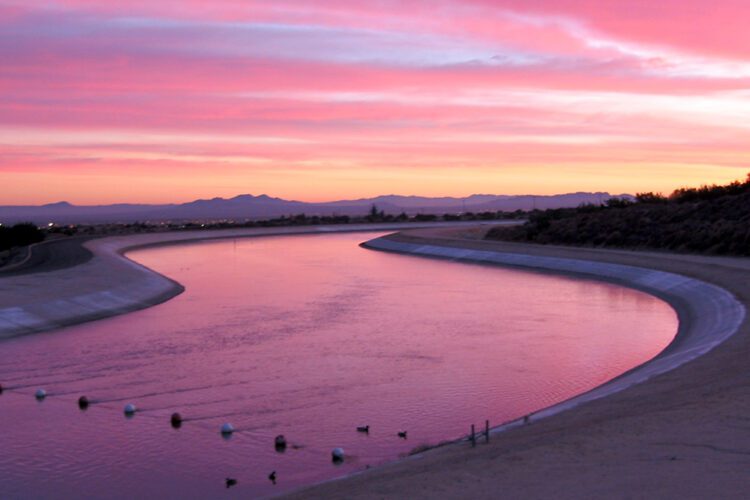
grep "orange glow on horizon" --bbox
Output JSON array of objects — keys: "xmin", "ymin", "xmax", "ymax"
[{"xmin": 3, "ymin": 164, "xmax": 745, "ymax": 205}]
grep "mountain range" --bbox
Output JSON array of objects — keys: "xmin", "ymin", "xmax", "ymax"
[{"xmin": 0, "ymin": 192, "xmax": 631, "ymax": 224}]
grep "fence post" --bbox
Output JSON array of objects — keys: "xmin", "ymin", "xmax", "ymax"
[
  {"xmin": 485, "ymin": 420, "xmax": 489, "ymax": 443},
  {"xmin": 471, "ymin": 424, "xmax": 476, "ymax": 447}
]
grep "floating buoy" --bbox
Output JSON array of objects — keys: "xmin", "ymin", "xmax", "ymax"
[
  {"xmin": 268, "ymin": 471, "xmax": 277, "ymax": 484},
  {"xmin": 170, "ymin": 412, "xmax": 183, "ymax": 429},
  {"xmin": 35, "ymin": 389, "xmax": 47, "ymax": 400},
  {"xmin": 221, "ymin": 423, "xmax": 234, "ymax": 436},
  {"xmin": 274, "ymin": 434, "xmax": 287, "ymax": 451},
  {"xmin": 78, "ymin": 396, "xmax": 90, "ymax": 410},
  {"xmin": 331, "ymin": 447, "xmax": 345, "ymax": 463},
  {"xmin": 123, "ymin": 403, "xmax": 136, "ymax": 416},
  {"xmin": 356, "ymin": 425, "xmax": 369, "ymax": 433}
]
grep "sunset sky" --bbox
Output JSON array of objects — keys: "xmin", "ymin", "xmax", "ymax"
[{"xmin": 2, "ymin": 0, "xmax": 750, "ymax": 204}]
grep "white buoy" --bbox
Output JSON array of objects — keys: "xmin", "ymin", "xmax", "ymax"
[
  {"xmin": 35, "ymin": 389, "xmax": 47, "ymax": 400},
  {"xmin": 124, "ymin": 403, "xmax": 137, "ymax": 416},
  {"xmin": 221, "ymin": 423, "xmax": 235, "ymax": 435},
  {"xmin": 331, "ymin": 447, "xmax": 345, "ymax": 462}
]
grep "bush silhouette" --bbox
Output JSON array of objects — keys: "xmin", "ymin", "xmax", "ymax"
[
  {"xmin": 0, "ymin": 223, "xmax": 45, "ymax": 251},
  {"xmin": 486, "ymin": 174, "xmax": 750, "ymax": 256}
]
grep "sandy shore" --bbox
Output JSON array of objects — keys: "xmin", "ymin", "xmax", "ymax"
[{"xmin": 288, "ymin": 227, "xmax": 750, "ymax": 499}]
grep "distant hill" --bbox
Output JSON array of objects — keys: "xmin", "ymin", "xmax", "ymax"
[
  {"xmin": 0, "ymin": 192, "xmax": 630, "ymax": 225},
  {"xmin": 486, "ymin": 174, "xmax": 750, "ymax": 255}
]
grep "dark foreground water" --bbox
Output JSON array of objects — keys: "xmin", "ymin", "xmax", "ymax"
[{"xmin": 0, "ymin": 232, "xmax": 677, "ymax": 498}]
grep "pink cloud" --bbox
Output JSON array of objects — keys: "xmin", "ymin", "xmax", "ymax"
[{"xmin": 2, "ymin": 0, "xmax": 749, "ymax": 204}]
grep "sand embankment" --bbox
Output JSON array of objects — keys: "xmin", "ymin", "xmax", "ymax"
[
  {"xmin": 289, "ymin": 227, "xmax": 750, "ymax": 499},
  {"xmin": 0, "ymin": 222, "xmax": 502, "ymax": 339}
]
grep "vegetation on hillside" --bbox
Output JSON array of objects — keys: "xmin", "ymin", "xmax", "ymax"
[
  {"xmin": 0, "ymin": 223, "xmax": 45, "ymax": 252},
  {"xmin": 486, "ymin": 174, "xmax": 750, "ymax": 255}
]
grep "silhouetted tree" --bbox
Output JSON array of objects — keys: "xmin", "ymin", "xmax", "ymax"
[
  {"xmin": 636, "ymin": 192, "xmax": 668, "ymax": 204},
  {"xmin": 367, "ymin": 204, "xmax": 385, "ymax": 222}
]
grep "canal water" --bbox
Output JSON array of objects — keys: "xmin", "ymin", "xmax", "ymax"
[{"xmin": 0, "ymin": 232, "xmax": 677, "ymax": 498}]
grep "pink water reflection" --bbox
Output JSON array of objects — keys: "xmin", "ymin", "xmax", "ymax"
[{"xmin": 0, "ymin": 232, "xmax": 677, "ymax": 497}]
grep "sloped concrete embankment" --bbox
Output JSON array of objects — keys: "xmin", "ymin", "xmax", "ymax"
[{"xmin": 0, "ymin": 237, "xmax": 183, "ymax": 338}]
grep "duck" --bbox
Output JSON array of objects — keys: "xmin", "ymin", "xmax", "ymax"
[
  {"xmin": 225, "ymin": 478, "xmax": 237, "ymax": 488},
  {"xmin": 268, "ymin": 471, "xmax": 277, "ymax": 484},
  {"xmin": 170, "ymin": 412, "xmax": 183, "ymax": 429},
  {"xmin": 397, "ymin": 431, "xmax": 407, "ymax": 439},
  {"xmin": 356, "ymin": 425, "xmax": 370, "ymax": 433},
  {"xmin": 274, "ymin": 434, "xmax": 287, "ymax": 450}
]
